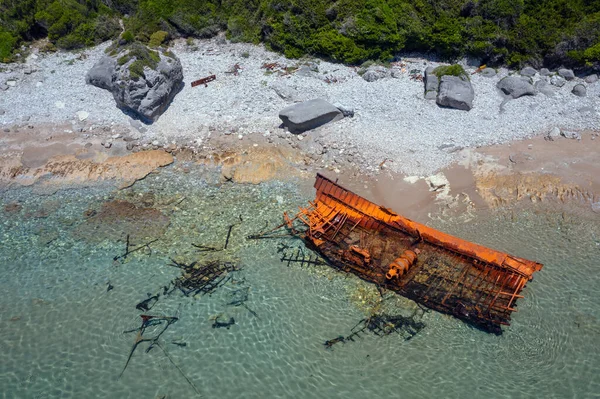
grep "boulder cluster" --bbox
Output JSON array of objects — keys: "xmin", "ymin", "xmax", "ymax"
[{"xmin": 420, "ymin": 64, "xmax": 596, "ymax": 111}]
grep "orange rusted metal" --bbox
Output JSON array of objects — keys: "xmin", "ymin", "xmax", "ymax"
[
  {"xmin": 283, "ymin": 174, "xmax": 543, "ymax": 333},
  {"xmin": 191, "ymin": 75, "xmax": 216, "ymax": 88}
]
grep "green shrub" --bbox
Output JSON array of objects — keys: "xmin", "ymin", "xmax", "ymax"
[
  {"xmin": 0, "ymin": 31, "xmax": 19, "ymax": 61},
  {"xmin": 149, "ymin": 30, "xmax": 168, "ymax": 47},
  {"xmin": 121, "ymin": 30, "xmax": 135, "ymax": 44},
  {"xmin": 583, "ymin": 42, "xmax": 600, "ymax": 62},
  {"xmin": 433, "ymin": 64, "xmax": 468, "ymax": 79}
]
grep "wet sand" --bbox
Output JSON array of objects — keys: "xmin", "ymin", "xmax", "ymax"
[{"xmin": 1, "ymin": 123, "xmax": 599, "ymax": 221}]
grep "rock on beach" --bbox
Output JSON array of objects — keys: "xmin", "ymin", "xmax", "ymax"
[
  {"xmin": 497, "ymin": 76, "xmax": 535, "ymax": 99},
  {"xmin": 279, "ymin": 99, "xmax": 343, "ymax": 133},
  {"xmin": 436, "ymin": 76, "xmax": 474, "ymax": 111},
  {"xmin": 86, "ymin": 43, "xmax": 184, "ymax": 122}
]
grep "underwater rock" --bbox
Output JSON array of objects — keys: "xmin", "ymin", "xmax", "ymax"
[{"xmin": 72, "ymin": 200, "xmax": 170, "ymax": 245}]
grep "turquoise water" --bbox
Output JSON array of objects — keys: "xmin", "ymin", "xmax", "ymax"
[{"xmin": 1, "ymin": 165, "xmax": 599, "ymax": 399}]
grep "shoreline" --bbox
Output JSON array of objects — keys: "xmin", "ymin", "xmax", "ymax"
[
  {"xmin": 1, "ymin": 37, "xmax": 599, "ymax": 220},
  {"xmin": 1, "ymin": 120, "xmax": 599, "ymax": 221}
]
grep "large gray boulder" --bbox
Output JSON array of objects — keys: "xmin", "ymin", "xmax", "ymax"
[
  {"xmin": 558, "ymin": 68, "xmax": 575, "ymax": 80},
  {"xmin": 496, "ymin": 76, "xmax": 535, "ymax": 99},
  {"xmin": 520, "ymin": 66, "xmax": 537, "ymax": 77},
  {"xmin": 550, "ymin": 75, "xmax": 566, "ymax": 87},
  {"xmin": 87, "ymin": 56, "xmax": 117, "ymax": 90},
  {"xmin": 436, "ymin": 76, "xmax": 474, "ymax": 111},
  {"xmin": 86, "ymin": 42, "xmax": 184, "ymax": 122},
  {"xmin": 572, "ymin": 83, "xmax": 586, "ymax": 97},
  {"xmin": 362, "ymin": 66, "xmax": 390, "ymax": 82},
  {"xmin": 424, "ymin": 67, "xmax": 438, "ymax": 100},
  {"xmin": 279, "ymin": 99, "xmax": 343, "ymax": 133},
  {"xmin": 535, "ymin": 80, "xmax": 555, "ymax": 97},
  {"xmin": 585, "ymin": 74, "xmax": 598, "ymax": 84}
]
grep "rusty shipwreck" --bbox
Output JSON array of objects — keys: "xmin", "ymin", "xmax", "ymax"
[{"xmin": 253, "ymin": 174, "xmax": 543, "ymax": 334}]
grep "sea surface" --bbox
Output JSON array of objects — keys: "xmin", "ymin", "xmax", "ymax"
[{"xmin": 1, "ymin": 164, "xmax": 599, "ymax": 399}]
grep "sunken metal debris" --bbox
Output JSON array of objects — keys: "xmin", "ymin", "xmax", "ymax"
[
  {"xmin": 324, "ymin": 311, "xmax": 427, "ymax": 350},
  {"xmin": 114, "ymin": 234, "xmax": 158, "ymax": 262},
  {"xmin": 169, "ymin": 258, "xmax": 238, "ymax": 297},
  {"xmin": 250, "ymin": 173, "xmax": 544, "ymax": 334},
  {"xmin": 120, "ymin": 314, "xmax": 201, "ymax": 396}
]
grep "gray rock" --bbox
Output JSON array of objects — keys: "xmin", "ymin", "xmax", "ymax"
[
  {"xmin": 0, "ymin": 108, "xmax": 5, "ymax": 115},
  {"xmin": 86, "ymin": 57, "xmax": 116, "ymax": 90},
  {"xmin": 390, "ymin": 69, "xmax": 403, "ymax": 78},
  {"xmin": 584, "ymin": 74, "xmax": 598, "ymax": 84},
  {"xmin": 480, "ymin": 68, "xmax": 496, "ymax": 77},
  {"xmin": 362, "ymin": 66, "xmax": 389, "ymax": 82},
  {"xmin": 436, "ymin": 76, "xmax": 474, "ymax": 111},
  {"xmin": 540, "ymin": 68, "xmax": 551, "ymax": 76},
  {"xmin": 333, "ymin": 103, "xmax": 354, "ymax": 117},
  {"xmin": 550, "ymin": 75, "xmax": 566, "ymax": 87},
  {"xmin": 558, "ymin": 68, "xmax": 575, "ymax": 80},
  {"xmin": 23, "ymin": 65, "xmax": 36, "ymax": 75},
  {"xmin": 295, "ymin": 62, "xmax": 318, "ymax": 77},
  {"xmin": 279, "ymin": 99, "xmax": 343, "ymax": 133},
  {"xmin": 535, "ymin": 80, "xmax": 555, "ymax": 96},
  {"xmin": 572, "ymin": 83, "xmax": 586, "ymax": 97},
  {"xmin": 496, "ymin": 76, "xmax": 535, "ymax": 99},
  {"xmin": 270, "ymin": 81, "xmax": 298, "ymax": 101},
  {"xmin": 423, "ymin": 66, "xmax": 438, "ymax": 100},
  {"xmin": 86, "ymin": 44, "xmax": 184, "ymax": 122},
  {"xmin": 561, "ymin": 130, "xmax": 581, "ymax": 140},
  {"xmin": 548, "ymin": 127, "xmax": 561, "ymax": 140},
  {"xmin": 0, "ymin": 82, "xmax": 8, "ymax": 91},
  {"xmin": 520, "ymin": 66, "xmax": 537, "ymax": 77},
  {"xmin": 578, "ymin": 106, "xmax": 594, "ymax": 114}
]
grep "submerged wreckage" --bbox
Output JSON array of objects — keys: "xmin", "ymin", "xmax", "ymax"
[{"xmin": 253, "ymin": 174, "xmax": 543, "ymax": 334}]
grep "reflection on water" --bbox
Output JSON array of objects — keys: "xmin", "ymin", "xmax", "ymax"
[{"xmin": 1, "ymin": 165, "xmax": 599, "ymax": 398}]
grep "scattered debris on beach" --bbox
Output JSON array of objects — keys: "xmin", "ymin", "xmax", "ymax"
[{"xmin": 191, "ymin": 74, "xmax": 216, "ymax": 87}]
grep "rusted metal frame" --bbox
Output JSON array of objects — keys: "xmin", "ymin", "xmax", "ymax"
[
  {"xmin": 461, "ymin": 261, "xmax": 487, "ymax": 293},
  {"xmin": 306, "ymin": 202, "xmax": 339, "ymax": 229},
  {"xmin": 487, "ymin": 271, "xmax": 515, "ymax": 313},
  {"xmin": 419, "ymin": 255, "xmax": 456, "ymax": 302},
  {"xmin": 469, "ymin": 265, "xmax": 498, "ymax": 312},
  {"xmin": 312, "ymin": 208, "xmax": 342, "ymax": 237},
  {"xmin": 476, "ymin": 287, "xmax": 524, "ymax": 299},
  {"xmin": 505, "ymin": 277, "xmax": 527, "ymax": 310},
  {"xmin": 476, "ymin": 271, "xmax": 505, "ymax": 321},
  {"xmin": 441, "ymin": 260, "xmax": 474, "ymax": 305},
  {"xmin": 330, "ymin": 212, "xmax": 349, "ymax": 241}
]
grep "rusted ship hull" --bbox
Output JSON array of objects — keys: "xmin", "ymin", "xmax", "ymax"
[{"xmin": 285, "ymin": 174, "xmax": 543, "ymax": 334}]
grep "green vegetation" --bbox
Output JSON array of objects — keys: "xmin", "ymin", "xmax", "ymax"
[
  {"xmin": 112, "ymin": 41, "xmax": 161, "ymax": 79},
  {"xmin": 0, "ymin": 0, "xmax": 599, "ymax": 69},
  {"xmin": 149, "ymin": 30, "xmax": 169, "ymax": 47},
  {"xmin": 433, "ymin": 64, "xmax": 468, "ymax": 79}
]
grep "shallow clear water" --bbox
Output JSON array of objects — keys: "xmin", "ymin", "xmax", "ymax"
[{"xmin": 1, "ymin": 165, "xmax": 599, "ymax": 399}]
